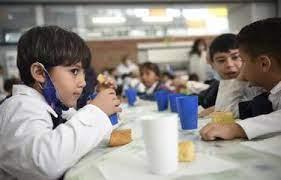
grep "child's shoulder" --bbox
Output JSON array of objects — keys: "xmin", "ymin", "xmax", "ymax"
[{"xmin": 1, "ymin": 94, "xmax": 50, "ymax": 116}]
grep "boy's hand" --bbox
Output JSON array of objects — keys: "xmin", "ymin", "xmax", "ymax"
[
  {"xmin": 199, "ymin": 123, "xmax": 247, "ymax": 141},
  {"xmin": 96, "ymin": 74, "xmax": 117, "ymax": 92},
  {"xmin": 89, "ymin": 88, "xmax": 122, "ymax": 116},
  {"xmin": 198, "ymin": 106, "xmax": 215, "ymax": 118}
]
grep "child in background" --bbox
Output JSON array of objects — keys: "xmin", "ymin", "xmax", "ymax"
[
  {"xmin": 200, "ymin": 18, "xmax": 281, "ymax": 141},
  {"xmin": 139, "ymin": 62, "xmax": 169, "ymax": 100},
  {"xmin": 0, "ymin": 26, "xmax": 121, "ymax": 179},
  {"xmin": 0, "ymin": 77, "xmax": 21, "ymax": 104},
  {"xmin": 188, "ymin": 38, "xmax": 209, "ymax": 82},
  {"xmin": 198, "ymin": 34, "xmax": 242, "ymax": 116},
  {"xmin": 161, "ymin": 71, "xmax": 176, "ymax": 91}
]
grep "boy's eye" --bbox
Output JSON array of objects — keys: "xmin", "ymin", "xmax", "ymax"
[
  {"xmin": 216, "ymin": 59, "xmax": 225, "ymax": 64},
  {"xmin": 232, "ymin": 56, "xmax": 241, "ymax": 61},
  {"xmin": 70, "ymin": 69, "xmax": 79, "ymax": 75}
]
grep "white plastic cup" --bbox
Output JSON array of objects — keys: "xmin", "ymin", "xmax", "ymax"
[{"xmin": 142, "ymin": 117, "xmax": 178, "ymax": 175}]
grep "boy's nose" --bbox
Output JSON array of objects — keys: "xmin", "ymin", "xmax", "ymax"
[
  {"xmin": 226, "ymin": 58, "xmax": 235, "ymax": 67},
  {"xmin": 78, "ymin": 74, "xmax": 86, "ymax": 88}
]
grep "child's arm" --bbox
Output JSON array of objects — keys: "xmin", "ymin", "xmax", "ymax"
[
  {"xmin": 200, "ymin": 122, "xmax": 247, "ymax": 140},
  {"xmin": 2, "ymin": 90, "xmax": 121, "ymax": 179},
  {"xmin": 200, "ymin": 109, "xmax": 281, "ymax": 140},
  {"xmin": 198, "ymin": 106, "xmax": 215, "ymax": 118},
  {"xmin": 236, "ymin": 109, "xmax": 281, "ymax": 139}
]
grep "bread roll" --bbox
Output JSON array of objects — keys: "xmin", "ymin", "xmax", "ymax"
[
  {"xmin": 178, "ymin": 141, "xmax": 195, "ymax": 162},
  {"xmin": 109, "ymin": 129, "xmax": 132, "ymax": 147}
]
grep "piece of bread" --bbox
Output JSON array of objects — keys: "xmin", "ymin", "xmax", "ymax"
[
  {"xmin": 97, "ymin": 74, "xmax": 106, "ymax": 84},
  {"xmin": 178, "ymin": 141, "xmax": 195, "ymax": 162},
  {"xmin": 109, "ymin": 129, "xmax": 132, "ymax": 147},
  {"xmin": 210, "ymin": 111, "xmax": 235, "ymax": 124}
]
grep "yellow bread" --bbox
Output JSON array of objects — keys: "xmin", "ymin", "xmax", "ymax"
[
  {"xmin": 178, "ymin": 141, "xmax": 195, "ymax": 162},
  {"xmin": 97, "ymin": 74, "xmax": 106, "ymax": 84},
  {"xmin": 210, "ymin": 111, "xmax": 235, "ymax": 124},
  {"xmin": 109, "ymin": 129, "xmax": 132, "ymax": 147}
]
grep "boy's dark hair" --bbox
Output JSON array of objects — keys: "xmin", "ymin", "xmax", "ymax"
[
  {"xmin": 139, "ymin": 62, "xmax": 160, "ymax": 77},
  {"xmin": 17, "ymin": 25, "xmax": 91, "ymax": 86},
  {"xmin": 237, "ymin": 17, "xmax": 281, "ymax": 67},
  {"xmin": 209, "ymin": 33, "xmax": 238, "ymax": 61}
]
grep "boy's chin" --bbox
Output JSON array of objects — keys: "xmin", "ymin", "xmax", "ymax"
[
  {"xmin": 224, "ymin": 73, "xmax": 238, "ymax": 79},
  {"xmin": 63, "ymin": 101, "xmax": 76, "ymax": 108}
]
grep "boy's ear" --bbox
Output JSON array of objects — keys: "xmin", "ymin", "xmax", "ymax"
[
  {"xmin": 258, "ymin": 55, "xmax": 271, "ymax": 73},
  {"xmin": 30, "ymin": 63, "xmax": 46, "ymax": 83}
]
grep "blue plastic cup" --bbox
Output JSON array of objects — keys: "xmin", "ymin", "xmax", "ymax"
[
  {"xmin": 176, "ymin": 96, "xmax": 198, "ymax": 130},
  {"xmin": 87, "ymin": 93, "xmax": 118, "ymax": 125},
  {"xmin": 125, "ymin": 88, "xmax": 137, "ymax": 106},
  {"xmin": 168, "ymin": 93, "xmax": 185, "ymax": 112},
  {"xmin": 154, "ymin": 90, "xmax": 170, "ymax": 111}
]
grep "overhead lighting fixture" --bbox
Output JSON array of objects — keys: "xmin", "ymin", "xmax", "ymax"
[
  {"xmin": 134, "ymin": 9, "xmax": 149, "ymax": 18},
  {"xmin": 166, "ymin": 8, "xmax": 181, "ymax": 17},
  {"xmin": 142, "ymin": 16, "xmax": 173, "ymax": 23},
  {"xmin": 92, "ymin": 17, "xmax": 126, "ymax": 24},
  {"xmin": 182, "ymin": 9, "xmax": 209, "ymax": 20}
]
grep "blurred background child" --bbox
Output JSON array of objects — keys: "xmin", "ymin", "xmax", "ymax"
[{"xmin": 139, "ymin": 62, "xmax": 169, "ymax": 100}]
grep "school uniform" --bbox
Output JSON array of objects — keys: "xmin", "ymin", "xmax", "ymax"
[
  {"xmin": 215, "ymin": 79, "xmax": 281, "ymax": 139},
  {"xmin": 198, "ymin": 79, "xmax": 219, "ymax": 108},
  {"xmin": 139, "ymin": 81, "xmax": 169, "ymax": 101},
  {"xmin": 0, "ymin": 85, "xmax": 113, "ymax": 180}
]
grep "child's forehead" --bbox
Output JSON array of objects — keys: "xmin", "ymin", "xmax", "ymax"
[
  {"xmin": 214, "ymin": 49, "xmax": 239, "ymax": 57},
  {"xmin": 64, "ymin": 62, "xmax": 83, "ymax": 68},
  {"xmin": 141, "ymin": 68, "xmax": 154, "ymax": 73}
]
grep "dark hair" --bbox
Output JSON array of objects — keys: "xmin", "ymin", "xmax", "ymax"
[
  {"xmin": 189, "ymin": 73, "xmax": 199, "ymax": 81},
  {"xmin": 209, "ymin": 33, "xmax": 238, "ymax": 61},
  {"xmin": 139, "ymin": 62, "xmax": 160, "ymax": 77},
  {"xmin": 4, "ymin": 78, "xmax": 21, "ymax": 94},
  {"xmin": 121, "ymin": 54, "xmax": 129, "ymax": 64},
  {"xmin": 237, "ymin": 17, "xmax": 281, "ymax": 66},
  {"xmin": 162, "ymin": 71, "xmax": 175, "ymax": 79},
  {"xmin": 17, "ymin": 25, "xmax": 91, "ymax": 86},
  {"xmin": 189, "ymin": 38, "xmax": 207, "ymax": 56}
]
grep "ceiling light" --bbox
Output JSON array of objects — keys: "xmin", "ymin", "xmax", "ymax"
[
  {"xmin": 142, "ymin": 16, "xmax": 173, "ymax": 23},
  {"xmin": 92, "ymin": 17, "xmax": 126, "ymax": 24}
]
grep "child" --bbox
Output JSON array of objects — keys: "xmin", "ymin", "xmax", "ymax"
[
  {"xmin": 0, "ymin": 26, "xmax": 121, "ymax": 179},
  {"xmin": 139, "ymin": 62, "xmax": 169, "ymax": 100},
  {"xmin": 200, "ymin": 18, "xmax": 281, "ymax": 141},
  {"xmin": 161, "ymin": 71, "xmax": 175, "ymax": 91},
  {"xmin": 0, "ymin": 77, "xmax": 21, "ymax": 104},
  {"xmin": 198, "ymin": 34, "xmax": 242, "ymax": 116}
]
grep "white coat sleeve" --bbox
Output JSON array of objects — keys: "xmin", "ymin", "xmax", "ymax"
[
  {"xmin": 4, "ymin": 102, "xmax": 112, "ymax": 179},
  {"xmin": 236, "ymin": 109, "xmax": 281, "ymax": 139}
]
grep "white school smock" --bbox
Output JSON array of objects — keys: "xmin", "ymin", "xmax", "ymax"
[
  {"xmin": 215, "ymin": 79, "xmax": 281, "ymax": 139},
  {"xmin": 0, "ymin": 85, "xmax": 113, "ymax": 180}
]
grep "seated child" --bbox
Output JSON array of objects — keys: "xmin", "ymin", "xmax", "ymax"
[
  {"xmin": 200, "ymin": 17, "xmax": 281, "ymax": 140},
  {"xmin": 161, "ymin": 71, "xmax": 175, "ymax": 91},
  {"xmin": 199, "ymin": 34, "xmax": 242, "ymax": 115},
  {"xmin": 0, "ymin": 26, "xmax": 121, "ymax": 179},
  {"xmin": 139, "ymin": 62, "xmax": 169, "ymax": 100},
  {"xmin": 174, "ymin": 34, "xmax": 242, "ymax": 115},
  {"xmin": 0, "ymin": 77, "xmax": 21, "ymax": 104}
]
